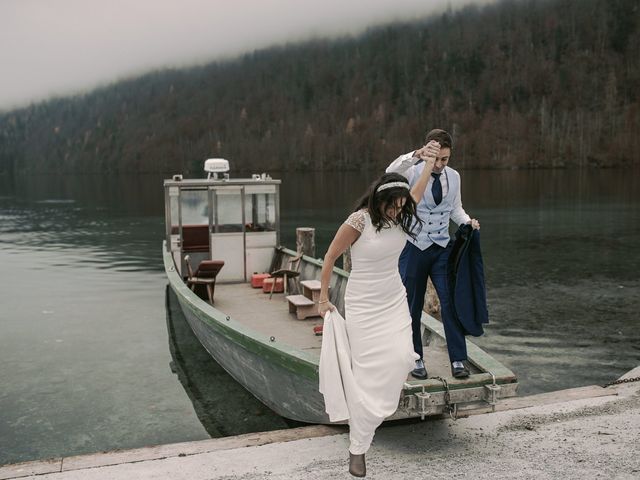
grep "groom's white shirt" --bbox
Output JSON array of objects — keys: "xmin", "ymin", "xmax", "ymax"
[{"xmin": 386, "ymin": 151, "xmax": 470, "ymax": 249}]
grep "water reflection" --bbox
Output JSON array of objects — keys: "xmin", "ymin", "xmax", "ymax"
[
  {"xmin": 165, "ymin": 286, "xmax": 300, "ymax": 435},
  {"xmin": 0, "ymin": 174, "xmax": 165, "ymax": 272},
  {"xmin": 0, "ymin": 173, "xmax": 166, "ymax": 216}
]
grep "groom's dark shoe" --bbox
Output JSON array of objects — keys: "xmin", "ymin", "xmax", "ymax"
[
  {"xmin": 349, "ymin": 452, "xmax": 366, "ymax": 477},
  {"xmin": 411, "ymin": 359, "xmax": 428, "ymax": 380},
  {"xmin": 451, "ymin": 361, "xmax": 470, "ymax": 378}
]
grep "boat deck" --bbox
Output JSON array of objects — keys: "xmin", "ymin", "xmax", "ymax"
[{"xmin": 213, "ymin": 282, "xmax": 481, "ymax": 380}]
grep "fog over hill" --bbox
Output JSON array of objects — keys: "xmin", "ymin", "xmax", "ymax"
[{"xmin": 0, "ymin": 0, "xmax": 638, "ymax": 174}]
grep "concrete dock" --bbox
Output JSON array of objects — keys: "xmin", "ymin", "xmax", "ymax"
[{"xmin": 2, "ymin": 367, "xmax": 638, "ymax": 479}]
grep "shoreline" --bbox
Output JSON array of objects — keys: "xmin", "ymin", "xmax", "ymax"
[{"xmin": 2, "ymin": 366, "xmax": 638, "ymax": 480}]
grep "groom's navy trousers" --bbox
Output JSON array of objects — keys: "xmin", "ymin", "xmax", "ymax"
[{"xmin": 398, "ymin": 241, "xmax": 468, "ymax": 363}]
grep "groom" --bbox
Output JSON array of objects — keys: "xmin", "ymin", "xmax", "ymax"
[{"xmin": 386, "ymin": 129, "xmax": 480, "ymax": 379}]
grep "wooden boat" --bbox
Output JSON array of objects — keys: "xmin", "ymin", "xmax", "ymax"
[{"xmin": 163, "ymin": 160, "xmax": 518, "ymax": 423}]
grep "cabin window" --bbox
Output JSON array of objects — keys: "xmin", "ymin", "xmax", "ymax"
[
  {"xmin": 179, "ymin": 189, "xmax": 209, "ymax": 225},
  {"xmin": 215, "ymin": 188, "xmax": 243, "ymax": 232},
  {"xmin": 244, "ymin": 186, "xmax": 276, "ymax": 232}
]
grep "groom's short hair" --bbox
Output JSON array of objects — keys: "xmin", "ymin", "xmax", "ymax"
[{"xmin": 424, "ymin": 129, "xmax": 453, "ymax": 149}]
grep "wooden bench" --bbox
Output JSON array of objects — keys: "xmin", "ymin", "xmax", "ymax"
[
  {"xmin": 300, "ymin": 279, "xmax": 323, "ymax": 302},
  {"xmin": 287, "ymin": 279, "xmax": 331, "ymax": 320},
  {"xmin": 286, "ymin": 295, "xmax": 318, "ymax": 320}
]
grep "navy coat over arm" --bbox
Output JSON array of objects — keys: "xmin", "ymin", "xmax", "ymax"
[{"xmin": 447, "ymin": 224, "xmax": 489, "ymax": 337}]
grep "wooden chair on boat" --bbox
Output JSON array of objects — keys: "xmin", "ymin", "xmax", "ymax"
[
  {"xmin": 269, "ymin": 253, "xmax": 303, "ymax": 299},
  {"xmin": 184, "ymin": 255, "xmax": 225, "ymax": 304}
]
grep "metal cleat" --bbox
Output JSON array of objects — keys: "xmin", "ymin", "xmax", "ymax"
[{"xmin": 484, "ymin": 373, "xmax": 501, "ymax": 411}]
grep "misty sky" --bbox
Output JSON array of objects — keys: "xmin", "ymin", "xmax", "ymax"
[{"xmin": 0, "ymin": 0, "xmax": 492, "ymax": 111}]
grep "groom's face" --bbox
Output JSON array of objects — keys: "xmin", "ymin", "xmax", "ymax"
[{"xmin": 433, "ymin": 147, "xmax": 451, "ymax": 173}]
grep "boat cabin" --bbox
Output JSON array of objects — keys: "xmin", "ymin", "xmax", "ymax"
[{"xmin": 164, "ymin": 159, "xmax": 281, "ymax": 283}]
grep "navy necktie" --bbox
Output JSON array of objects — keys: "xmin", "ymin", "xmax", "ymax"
[{"xmin": 431, "ymin": 173, "xmax": 442, "ymax": 205}]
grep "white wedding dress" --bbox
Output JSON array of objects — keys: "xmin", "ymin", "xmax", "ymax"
[{"xmin": 320, "ymin": 209, "xmax": 418, "ymax": 455}]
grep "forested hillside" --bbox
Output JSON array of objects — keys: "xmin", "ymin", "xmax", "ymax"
[{"xmin": 0, "ymin": 0, "xmax": 638, "ymax": 174}]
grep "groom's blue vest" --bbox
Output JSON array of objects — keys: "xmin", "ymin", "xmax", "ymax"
[{"xmin": 409, "ymin": 165, "xmax": 461, "ymax": 250}]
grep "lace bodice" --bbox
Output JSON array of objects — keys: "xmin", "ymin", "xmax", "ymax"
[
  {"xmin": 344, "ymin": 209, "xmax": 367, "ymax": 233},
  {"xmin": 342, "ymin": 209, "xmax": 407, "ymax": 283}
]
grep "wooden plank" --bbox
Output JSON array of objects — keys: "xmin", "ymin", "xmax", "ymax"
[
  {"xmin": 300, "ymin": 280, "xmax": 321, "ymax": 290},
  {"xmin": 216, "ymin": 284, "xmax": 323, "ymax": 351},
  {"xmin": 286, "ymin": 294, "xmax": 314, "ymax": 306}
]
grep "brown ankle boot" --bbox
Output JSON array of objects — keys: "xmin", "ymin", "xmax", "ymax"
[{"xmin": 349, "ymin": 452, "xmax": 366, "ymax": 477}]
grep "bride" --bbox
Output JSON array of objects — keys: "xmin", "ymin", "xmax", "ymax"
[{"xmin": 318, "ymin": 141, "xmax": 438, "ymax": 477}]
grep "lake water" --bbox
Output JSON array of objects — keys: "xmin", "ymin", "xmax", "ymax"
[{"xmin": 0, "ymin": 169, "xmax": 638, "ymax": 465}]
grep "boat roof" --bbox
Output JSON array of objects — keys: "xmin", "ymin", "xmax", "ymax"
[{"xmin": 163, "ymin": 178, "xmax": 281, "ymax": 187}]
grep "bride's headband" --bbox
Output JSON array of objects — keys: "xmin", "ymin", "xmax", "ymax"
[{"xmin": 376, "ymin": 181, "xmax": 410, "ymax": 193}]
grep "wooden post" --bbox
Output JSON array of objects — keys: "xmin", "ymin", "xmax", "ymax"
[
  {"xmin": 296, "ymin": 227, "xmax": 315, "ymax": 257},
  {"xmin": 342, "ymin": 247, "xmax": 352, "ymax": 272}
]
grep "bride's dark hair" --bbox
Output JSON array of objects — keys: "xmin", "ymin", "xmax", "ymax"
[{"xmin": 354, "ymin": 173, "xmax": 423, "ymax": 239}]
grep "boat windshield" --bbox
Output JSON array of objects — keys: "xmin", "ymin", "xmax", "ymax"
[
  {"xmin": 164, "ymin": 179, "xmax": 280, "ymax": 282},
  {"xmin": 178, "ymin": 189, "xmax": 209, "ymax": 226},
  {"xmin": 244, "ymin": 186, "xmax": 276, "ymax": 232}
]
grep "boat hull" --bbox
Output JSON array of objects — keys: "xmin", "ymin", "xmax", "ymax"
[
  {"xmin": 165, "ymin": 245, "xmax": 331, "ymax": 423},
  {"xmin": 178, "ymin": 291, "xmax": 331, "ymax": 423}
]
